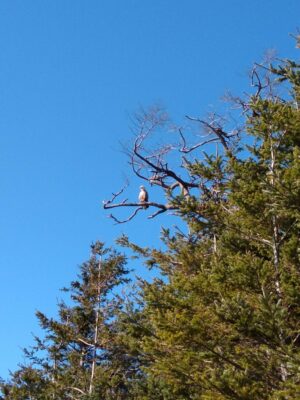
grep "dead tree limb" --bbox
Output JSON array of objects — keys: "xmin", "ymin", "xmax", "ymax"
[
  {"xmin": 103, "ymin": 106, "xmax": 238, "ymax": 224},
  {"xmin": 185, "ymin": 114, "xmax": 238, "ymax": 153}
]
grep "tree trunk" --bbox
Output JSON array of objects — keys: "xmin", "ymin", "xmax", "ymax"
[
  {"xmin": 270, "ymin": 139, "xmax": 287, "ymax": 381},
  {"xmin": 89, "ymin": 257, "xmax": 102, "ymax": 395}
]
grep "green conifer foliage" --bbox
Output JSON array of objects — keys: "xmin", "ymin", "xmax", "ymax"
[
  {"xmin": 2, "ymin": 53, "xmax": 300, "ymax": 400},
  {"xmin": 117, "ymin": 58, "xmax": 300, "ymax": 399},
  {"xmin": 1, "ymin": 242, "xmax": 133, "ymax": 399}
]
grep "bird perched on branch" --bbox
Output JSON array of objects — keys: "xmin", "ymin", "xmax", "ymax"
[{"xmin": 139, "ymin": 185, "xmax": 149, "ymax": 209}]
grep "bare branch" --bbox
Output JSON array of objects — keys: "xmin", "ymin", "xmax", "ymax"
[
  {"xmin": 76, "ymin": 338, "xmax": 94, "ymax": 347},
  {"xmin": 108, "ymin": 208, "xmax": 144, "ymax": 224},
  {"xmin": 178, "ymin": 127, "xmax": 219, "ymax": 153},
  {"xmin": 133, "ymin": 136, "xmax": 196, "ymax": 190},
  {"xmin": 103, "ymin": 184, "xmax": 177, "ymax": 224},
  {"xmin": 278, "ymin": 221, "xmax": 297, "ymax": 246},
  {"xmin": 103, "ymin": 106, "xmax": 236, "ymax": 224},
  {"xmin": 102, "ymin": 182, "xmax": 129, "ymax": 208},
  {"xmin": 104, "ymin": 201, "xmax": 168, "ymax": 210},
  {"xmin": 148, "ymin": 206, "xmax": 174, "ymax": 219},
  {"xmin": 185, "ymin": 115, "xmax": 238, "ymax": 153},
  {"xmin": 67, "ymin": 386, "xmax": 86, "ymax": 396},
  {"xmin": 293, "ymin": 332, "xmax": 300, "ymax": 344}
]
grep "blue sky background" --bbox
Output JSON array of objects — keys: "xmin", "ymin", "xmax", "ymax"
[{"xmin": 0, "ymin": 0, "xmax": 299, "ymax": 378}]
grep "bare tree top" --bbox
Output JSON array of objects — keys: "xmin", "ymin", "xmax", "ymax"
[{"xmin": 103, "ymin": 105, "xmax": 240, "ymax": 224}]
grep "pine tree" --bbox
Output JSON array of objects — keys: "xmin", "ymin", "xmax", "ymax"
[
  {"xmin": 1, "ymin": 242, "xmax": 133, "ymax": 399},
  {"xmin": 117, "ymin": 58, "xmax": 300, "ymax": 399}
]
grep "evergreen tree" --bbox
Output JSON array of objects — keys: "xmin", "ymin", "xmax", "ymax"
[
  {"xmin": 1, "ymin": 242, "xmax": 133, "ymax": 399},
  {"xmin": 117, "ymin": 57, "xmax": 300, "ymax": 399}
]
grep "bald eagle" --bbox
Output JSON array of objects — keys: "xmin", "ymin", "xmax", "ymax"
[{"xmin": 139, "ymin": 186, "xmax": 149, "ymax": 209}]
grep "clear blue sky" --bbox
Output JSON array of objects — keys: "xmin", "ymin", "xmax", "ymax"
[{"xmin": 0, "ymin": 0, "xmax": 298, "ymax": 378}]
